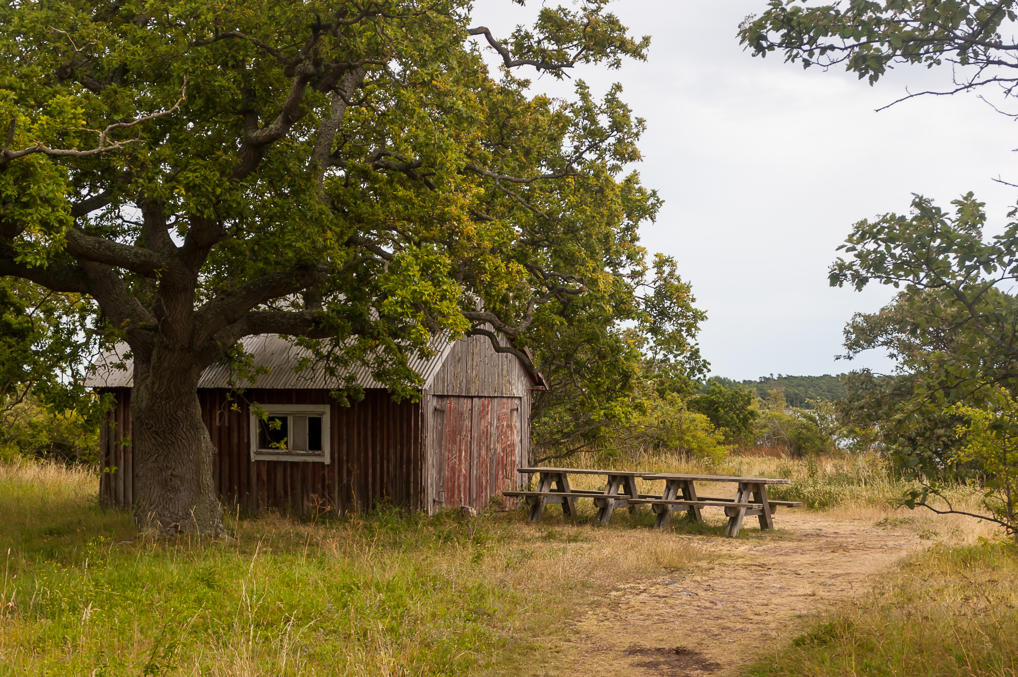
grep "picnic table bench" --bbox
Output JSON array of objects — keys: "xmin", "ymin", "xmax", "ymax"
[
  {"xmin": 503, "ymin": 467, "xmax": 800, "ymax": 537},
  {"xmin": 503, "ymin": 467, "xmax": 649, "ymax": 525}
]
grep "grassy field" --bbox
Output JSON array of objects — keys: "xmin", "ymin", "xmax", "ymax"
[
  {"xmin": 743, "ymin": 539, "xmax": 1018, "ymax": 676},
  {"xmin": 0, "ymin": 460, "xmax": 699, "ymax": 676},
  {"xmin": 2, "ymin": 453, "xmax": 1016, "ymax": 675}
]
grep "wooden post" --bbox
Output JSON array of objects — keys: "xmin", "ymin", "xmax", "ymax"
[
  {"xmin": 752, "ymin": 482, "xmax": 775, "ymax": 530},
  {"xmin": 624, "ymin": 475, "xmax": 640, "ymax": 514},
  {"xmin": 680, "ymin": 479, "xmax": 702, "ymax": 523},
  {"xmin": 551, "ymin": 472, "xmax": 576, "ymax": 517},
  {"xmin": 598, "ymin": 475, "xmax": 622, "ymax": 525},
  {"xmin": 654, "ymin": 479, "xmax": 679, "ymax": 530},
  {"xmin": 725, "ymin": 482, "xmax": 752, "ymax": 537},
  {"xmin": 529, "ymin": 472, "xmax": 553, "ymax": 522}
]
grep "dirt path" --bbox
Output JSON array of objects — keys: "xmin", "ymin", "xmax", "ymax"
[{"xmin": 550, "ymin": 512, "xmax": 925, "ymax": 676}]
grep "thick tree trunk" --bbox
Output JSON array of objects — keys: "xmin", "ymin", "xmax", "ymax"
[{"xmin": 131, "ymin": 351, "xmax": 224, "ymax": 535}]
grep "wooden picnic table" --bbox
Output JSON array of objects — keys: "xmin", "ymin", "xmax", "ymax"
[
  {"xmin": 638, "ymin": 472, "xmax": 792, "ymax": 537},
  {"xmin": 503, "ymin": 467, "xmax": 798, "ymax": 537},
  {"xmin": 507, "ymin": 467, "xmax": 648, "ymax": 525}
]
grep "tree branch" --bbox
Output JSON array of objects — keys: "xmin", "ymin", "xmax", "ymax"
[
  {"xmin": 78, "ymin": 260, "xmax": 155, "ymax": 332},
  {"xmin": 468, "ymin": 25, "xmax": 588, "ymax": 73},
  {"xmin": 0, "ymin": 257, "xmax": 89, "ymax": 293},
  {"xmin": 200, "ymin": 309, "xmax": 332, "ymax": 363},
  {"xmin": 195, "ymin": 264, "xmax": 330, "ymax": 343},
  {"xmin": 463, "ymin": 163, "xmax": 576, "ymax": 184},
  {"xmin": 63, "ymin": 227, "xmax": 167, "ymax": 275},
  {"xmin": 231, "ymin": 64, "xmax": 316, "ymax": 180},
  {"xmin": 312, "ymin": 65, "xmax": 367, "ymax": 186},
  {"xmin": 0, "ymin": 77, "xmax": 187, "ymax": 165}
]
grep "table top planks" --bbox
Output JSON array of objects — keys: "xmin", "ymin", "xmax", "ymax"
[
  {"xmin": 517, "ymin": 467, "xmax": 790, "ymax": 484},
  {"xmin": 642, "ymin": 472, "xmax": 790, "ymax": 485},
  {"xmin": 517, "ymin": 467, "xmax": 647, "ymax": 477}
]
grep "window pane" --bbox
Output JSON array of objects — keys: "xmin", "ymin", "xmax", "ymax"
[
  {"xmin": 292, "ymin": 416, "xmax": 308, "ymax": 452},
  {"xmin": 258, "ymin": 415, "xmax": 288, "ymax": 450},
  {"xmin": 308, "ymin": 416, "xmax": 323, "ymax": 452}
]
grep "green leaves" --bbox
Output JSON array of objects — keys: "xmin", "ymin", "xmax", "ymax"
[
  {"xmin": 740, "ymin": 0, "xmax": 1018, "ymax": 88},
  {"xmin": 0, "ymin": 1, "xmax": 704, "ymax": 464}
]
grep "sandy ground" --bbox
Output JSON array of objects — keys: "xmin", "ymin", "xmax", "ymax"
[{"xmin": 545, "ymin": 511, "xmax": 929, "ymax": 676}]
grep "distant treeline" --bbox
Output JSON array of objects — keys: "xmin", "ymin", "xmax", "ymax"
[{"xmin": 711, "ymin": 374, "xmax": 848, "ymax": 409}]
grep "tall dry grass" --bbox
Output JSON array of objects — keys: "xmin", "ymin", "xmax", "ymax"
[
  {"xmin": 0, "ymin": 459, "xmax": 701, "ymax": 675},
  {"xmin": 743, "ymin": 540, "xmax": 1018, "ymax": 676}
]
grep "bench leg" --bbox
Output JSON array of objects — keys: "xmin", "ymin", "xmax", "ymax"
[
  {"xmin": 654, "ymin": 481, "xmax": 679, "ymax": 530},
  {"xmin": 725, "ymin": 484, "xmax": 752, "ymax": 537},
  {"xmin": 552, "ymin": 475, "xmax": 576, "ymax": 517},
  {"xmin": 527, "ymin": 496, "xmax": 545, "ymax": 522},
  {"xmin": 753, "ymin": 483, "xmax": 775, "ymax": 530},
  {"xmin": 529, "ymin": 473, "xmax": 554, "ymax": 522},
  {"xmin": 680, "ymin": 480, "xmax": 703, "ymax": 523},
  {"xmin": 597, "ymin": 476, "xmax": 622, "ymax": 525},
  {"xmin": 596, "ymin": 498, "xmax": 615, "ymax": 525},
  {"xmin": 653, "ymin": 504, "xmax": 671, "ymax": 530},
  {"xmin": 624, "ymin": 475, "xmax": 640, "ymax": 514}
]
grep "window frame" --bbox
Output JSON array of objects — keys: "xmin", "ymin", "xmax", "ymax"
[{"xmin": 249, "ymin": 403, "xmax": 331, "ymax": 464}]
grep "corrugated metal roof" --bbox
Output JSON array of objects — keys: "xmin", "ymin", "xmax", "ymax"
[{"xmin": 85, "ymin": 333, "xmax": 457, "ymax": 390}]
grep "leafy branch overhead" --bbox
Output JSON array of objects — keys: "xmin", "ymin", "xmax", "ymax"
[
  {"xmin": 0, "ymin": 0, "xmax": 680, "ymax": 374},
  {"xmin": 741, "ymin": 1, "xmax": 1018, "ymax": 110},
  {"xmin": 0, "ymin": 1, "xmax": 703, "ymax": 532}
]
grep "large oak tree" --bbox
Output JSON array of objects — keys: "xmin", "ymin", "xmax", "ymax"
[{"xmin": 0, "ymin": 1, "xmax": 703, "ymax": 534}]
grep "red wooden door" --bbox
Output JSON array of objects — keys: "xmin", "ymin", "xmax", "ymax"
[{"xmin": 435, "ymin": 397, "xmax": 521, "ymax": 510}]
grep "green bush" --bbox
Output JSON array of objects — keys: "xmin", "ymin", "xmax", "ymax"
[
  {"xmin": 688, "ymin": 380, "xmax": 757, "ymax": 444},
  {"xmin": 752, "ymin": 392, "xmax": 836, "ymax": 457},
  {"xmin": 609, "ymin": 392, "xmax": 730, "ymax": 463},
  {"xmin": 0, "ymin": 396, "xmax": 99, "ymax": 464}
]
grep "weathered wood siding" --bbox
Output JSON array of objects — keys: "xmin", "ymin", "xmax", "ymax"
[
  {"xmin": 422, "ymin": 333, "xmax": 534, "ymax": 512},
  {"xmin": 97, "ymin": 333, "xmax": 537, "ymax": 516},
  {"xmin": 98, "ymin": 388, "xmax": 133, "ymax": 508},
  {"xmin": 426, "ymin": 396, "xmax": 523, "ymax": 512},
  {"xmin": 428, "ymin": 333, "xmax": 534, "ymax": 397},
  {"xmin": 99, "ymin": 388, "xmax": 424, "ymax": 514}
]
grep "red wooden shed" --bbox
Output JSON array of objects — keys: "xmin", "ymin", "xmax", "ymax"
[{"xmin": 87, "ymin": 333, "xmax": 545, "ymax": 515}]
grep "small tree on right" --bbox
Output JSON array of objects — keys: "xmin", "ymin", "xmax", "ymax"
[
  {"xmin": 741, "ymin": 0, "xmax": 1018, "ymax": 536},
  {"xmin": 929, "ymin": 387, "xmax": 1018, "ymax": 542}
]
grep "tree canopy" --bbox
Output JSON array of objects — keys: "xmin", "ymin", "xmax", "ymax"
[
  {"xmin": 0, "ymin": 1, "xmax": 703, "ymax": 532},
  {"xmin": 741, "ymin": 0, "xmax": 1018, "ymax": 100}
]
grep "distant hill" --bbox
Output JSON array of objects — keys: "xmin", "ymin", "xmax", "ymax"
[{"xmin": 710, "ymin": 374, "xmax": 847, "ymax": 409}]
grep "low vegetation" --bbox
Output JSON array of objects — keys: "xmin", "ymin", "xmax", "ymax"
[
  {"xmin": 2, "ymin": 445, "xmax": 1015, "ymax": 675},
  {"xmin": 0, "ymin": 460, "xmax": 698, "ymax": 676},
  {"xmin": 744, "ymin": 540, "xmax": 1018, "ymax": 676}
]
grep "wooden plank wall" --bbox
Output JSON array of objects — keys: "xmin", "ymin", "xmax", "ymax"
[
  {"xmin": 98, "ymin": 388, "xmax": 133, "ymax": 507},
  {"xmin": 423, "ymin": 332, "xmax": 533, "ymax": 512},
  {"xmin": 428, "ymin": 333, "xmax": 534, "ymax": 397},
  {"xmin": 426, "ymin": 396, "xmax": 524, "ymax": 512},
  {"xmin": 98, "ymin": 388, "xmax": 424, "ymax": 514}
]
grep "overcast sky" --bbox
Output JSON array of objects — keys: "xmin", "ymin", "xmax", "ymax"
[{"xmin": 471, "ymin": 1, "xmax": 1018, "ymax": 380}]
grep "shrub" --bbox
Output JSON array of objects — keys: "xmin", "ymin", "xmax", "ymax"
[
  {"xmin": 687, "ymin": 380, "xmax": 757, "ymax": 443},
  {"xmin": 606, "ymin": 392, "xmax": 730, "ymax": 463},
  {"xmin": 0, "ymin": 396, "xmax": 99, "ymax": 465}
]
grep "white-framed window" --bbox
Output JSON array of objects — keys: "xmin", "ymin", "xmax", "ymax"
[{"xmin": 249, "ymin": 403, "xmax": 330, "ymax": 464}]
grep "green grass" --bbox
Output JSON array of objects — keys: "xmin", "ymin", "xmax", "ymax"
[
  {"xmin": 0, "ymin": 460, "xmax": 699, "ymax": 676},
  {"xmin": 742, "ymin": 539, "xmax": 1018, "ymax": 677},
  {"xmin": 6, "ymin": 453, "xmax": 1011, "ymax": 676}
]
